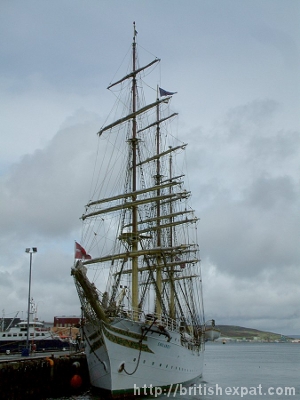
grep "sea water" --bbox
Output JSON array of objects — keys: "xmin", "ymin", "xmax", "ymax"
[
  {"xmin": 199, "ymin": 342, "xmax": 299, "ymax": 400},
  {"xmin": 50, "ymin": 342, "xmax": 299, "ymax": 399}
]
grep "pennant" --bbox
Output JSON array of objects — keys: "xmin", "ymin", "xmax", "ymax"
[
  {"xmin": 75, "ymin": 242, "xmax": 92, "ymax": 260},
  {"xmin": 159, "ymin": 87, "xmax": 177, "ymax": 97}
]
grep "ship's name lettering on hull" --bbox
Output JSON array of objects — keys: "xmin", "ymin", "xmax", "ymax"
[{"xmin": 158, "ymin": 342, "xmax": 171, "ymax": 349}]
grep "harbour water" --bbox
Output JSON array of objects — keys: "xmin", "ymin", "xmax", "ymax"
[{"xmin": 48, "ymin": 342, "xmax": 299, "ymax": 399}]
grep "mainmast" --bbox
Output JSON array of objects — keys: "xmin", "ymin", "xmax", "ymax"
[{"xmin": 131, "ymin": 22, "xmax": 139, "ymax": 319}]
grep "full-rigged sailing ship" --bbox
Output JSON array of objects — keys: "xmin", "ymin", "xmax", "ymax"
[{"xmin": 72, "ymin": 24, "xmax": 206, "ymax": 398}]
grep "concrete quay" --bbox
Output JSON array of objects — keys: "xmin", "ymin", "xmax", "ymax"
[{"xmin": 0, "ymin": 350, "xmax": 89, "ymax": 400}]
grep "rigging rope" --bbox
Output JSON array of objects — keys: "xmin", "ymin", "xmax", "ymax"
[{"xmin": 122, "ymin": 317, "xmax": 157, "ymax": 376}]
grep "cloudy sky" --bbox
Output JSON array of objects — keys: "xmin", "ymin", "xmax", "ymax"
[{"xmin": 1, "ymin": 0, "xmax": 299, "ymax": 335}]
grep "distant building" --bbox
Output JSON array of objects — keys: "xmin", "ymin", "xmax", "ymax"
[{"xmin": 52, "ymin": 316, "xmax": 82, "ymax": 340}]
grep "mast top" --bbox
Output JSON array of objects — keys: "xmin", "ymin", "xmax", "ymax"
[{"xmin": 133, "ymin": 21, "xmax": 137, "ymax": 43}]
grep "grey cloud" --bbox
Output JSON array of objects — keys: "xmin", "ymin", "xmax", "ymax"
[
  {"xmin": 188, "ymin": 99, "xmax": 300, "ymax": 312},
  {"xmin": 203, "ymin": 263, "xmax": 300, "ymax": 334},
  {"xmin": 245, "ymin": 175, "xmax": 297, "ymax": 209},
  {"xmin": 0, "ymin": 112, "xmax": 101, "ymax": 239},
  {"xmin": 0, "ymin": 1, "xmax": 299, "ymax": 332},
  {"xmin": 200, "ymin": 189, "xmax": 299, "ymax": 277}
]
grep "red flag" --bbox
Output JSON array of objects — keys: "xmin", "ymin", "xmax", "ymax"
[{"xmin": 75, "ymin": 242, "xmax": 92, "ymax": 260}]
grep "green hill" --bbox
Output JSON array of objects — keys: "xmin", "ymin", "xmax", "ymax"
[{"xmin": 216, "ymin": 325, "xmax": 290, "ymax": 341}]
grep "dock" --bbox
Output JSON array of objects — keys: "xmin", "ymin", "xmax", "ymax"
[{"xmin": 0, "ymin": 351, "xmax": 89, "ymax": 399}]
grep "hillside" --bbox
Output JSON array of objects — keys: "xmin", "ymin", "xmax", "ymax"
[{"xmin": 216, "ymin": 325, "xmax": 290, "ymax": 341}]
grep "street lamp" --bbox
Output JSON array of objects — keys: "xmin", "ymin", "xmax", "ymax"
[{"xmin": 25, "ymin": 247, "xmax": 37, "ymax": 356}]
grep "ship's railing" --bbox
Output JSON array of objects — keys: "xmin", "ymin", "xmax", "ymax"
[{"xmin": 117, "ymin": 308, "xmax": 181, "ymax": 333}]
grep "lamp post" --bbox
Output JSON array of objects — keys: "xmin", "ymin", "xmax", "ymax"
[{"xmin": 25, "ymin": 247, "xmax": 37, "ymax": 355}]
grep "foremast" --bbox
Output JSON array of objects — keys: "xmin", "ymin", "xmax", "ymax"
[
  {"xmin": 96, "ymin": 22, "xmax": 163, "ymax": 321},
  {"xmin": 96, "ymin": 23, "xmax": 178, "ymax": 323}
]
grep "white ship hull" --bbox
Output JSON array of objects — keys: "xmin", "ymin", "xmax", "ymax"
[{"xmin": 83, "ymin": 319, "xmax": 204, "ymax": 398}]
